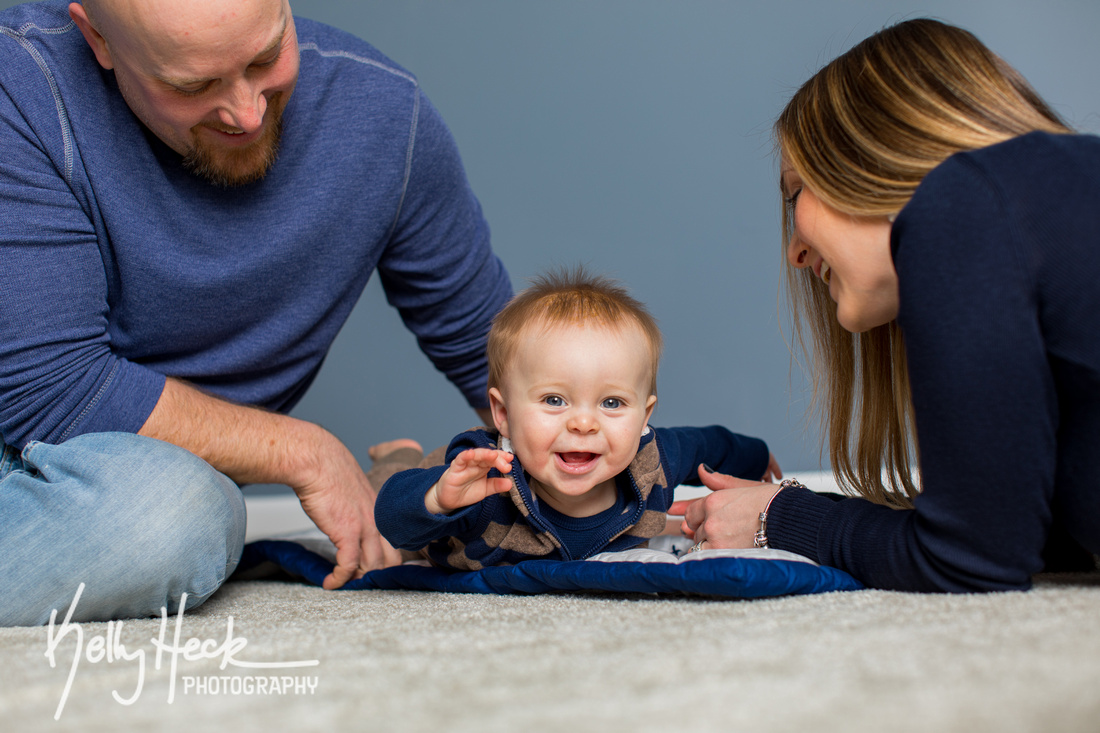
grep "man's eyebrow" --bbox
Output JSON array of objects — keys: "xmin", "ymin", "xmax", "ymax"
[{"xmin": 156, "ymin": 15, "xmax": 289, "ymax": 87}]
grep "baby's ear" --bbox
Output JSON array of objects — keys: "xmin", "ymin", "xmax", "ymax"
[
  {"xmin": 643, "ymin": 394, "xmax": 657, "ymax": 429},
  {"xmin": 488, "ymin": 387, "xmax": 510, "ymax": 439}
]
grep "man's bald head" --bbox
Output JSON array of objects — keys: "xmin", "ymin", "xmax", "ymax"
[{"xmin": 68, "ymin": 0, "xmax": 300, "ymax": 186}]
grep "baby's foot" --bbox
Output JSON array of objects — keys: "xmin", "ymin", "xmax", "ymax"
[
  {"xmin": 368, "ymin": 438, "xmax": 423, "ymax": 463},
  {"xmin": 365, "ymin": 438, "xmax": 425, "ymax": 490}
]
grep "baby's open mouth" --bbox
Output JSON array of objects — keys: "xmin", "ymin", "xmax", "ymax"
[{"xmin": 556, "ymin": 452, "xmax": 601, "ymax": 473}]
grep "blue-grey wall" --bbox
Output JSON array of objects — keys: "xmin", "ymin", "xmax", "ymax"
[
  {"xmin": 284, "ymin": 1, "xmax": 1100, "ymax": 486},
  {"xmin": 8, "ymin": 1, "xmax": 1100, "ymax": 490}
]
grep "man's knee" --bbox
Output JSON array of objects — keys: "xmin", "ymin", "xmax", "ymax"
[{"xmin": 2, "ymin": 433, "xmax": 246, "ymax": 626}]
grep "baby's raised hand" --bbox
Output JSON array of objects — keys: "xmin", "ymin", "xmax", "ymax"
[{"xmin": 425, "ymin": 448, "xmax": 515, "ymax": 514}]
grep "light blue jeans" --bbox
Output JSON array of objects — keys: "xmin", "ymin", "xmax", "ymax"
[{"xmin": 0, "ymin": 432, "xmax": 246, "ymax": 627}]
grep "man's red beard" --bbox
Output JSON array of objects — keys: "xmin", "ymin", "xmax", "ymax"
[{"xmin": 182, "ymin": 91, "xmax": 288, "ymax": 187}]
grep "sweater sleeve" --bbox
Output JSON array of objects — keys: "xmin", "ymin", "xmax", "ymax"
[
  {"xmin": 0, "ymin": 65, "xmax": 163, "ymax": 449},
  {"xmin": 375, "ymin": 89, "xmax": 513, "ymax": 410},
  {"xmin": 769, "ymin": 153, "xmax": 1057, "ymax": 592},
  {"xmin": 655, "ymin": 425, "xmax": 770, "ymax": 489},
  {"xmin": 374, "ymin": 431, "xmax": 487, "ymax": 550}
]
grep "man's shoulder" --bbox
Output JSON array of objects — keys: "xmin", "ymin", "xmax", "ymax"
[
  {"xmin": 293, "ymin": 15, "xmax": 418, "ymax": 89},
  {"xmin": 0, "ymin": 0, "xmax": 72, "ymax": 33},
  {"xmin": 0, "ymin": 1, "xmax": 113, "ymax": 147},
  {"xmin": 0, "ymin": 1, "xmax": 83, "ymax": 69}
]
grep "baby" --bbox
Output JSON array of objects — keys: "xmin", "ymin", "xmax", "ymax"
[{"xmin": 374, "ymin": 268, "xmax": 777, "ymax": 569}]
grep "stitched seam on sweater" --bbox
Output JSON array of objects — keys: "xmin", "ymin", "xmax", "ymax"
[
  {"xmin": 297, "ymin": 43, "xmax": 418, "ymax": 85},
  {"xmin": 58, "ymin": 361, "xmax": 119, "ymax": 442},
  {"xmin": 388, "ymin": 88, "xmax": 420, "ymax": 242},
  {"xmin": 0, "ymin": 22, "xmax": 77, "ymax": 184},
  {"xmin": 298, "ymin": 42, "xmax": 420, "ymax": 243}
]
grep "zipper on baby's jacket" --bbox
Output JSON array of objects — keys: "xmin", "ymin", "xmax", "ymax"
[{"xmin": 508, "ymin": 460, "xmax": 575, "ymax": 561}]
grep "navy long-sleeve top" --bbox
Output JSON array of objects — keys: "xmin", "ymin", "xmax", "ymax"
[{"xmin": 770, "ymin": 132, "xmax": 1100, "ymax": 592}]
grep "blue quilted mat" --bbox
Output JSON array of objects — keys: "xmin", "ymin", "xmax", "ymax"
[{"xmin": 237, "ymin": 538, "xmax": 863, "ymax": 598}]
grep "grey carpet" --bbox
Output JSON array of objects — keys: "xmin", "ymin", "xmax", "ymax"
[{"xmin": 4, "ymin": 573, "xmax": 1099, "ymax": 732}]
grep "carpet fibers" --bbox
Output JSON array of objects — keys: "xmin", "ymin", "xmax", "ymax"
[{"xmin": 3, "ymin": 573, "xmax": 1099, "ymax": 732}]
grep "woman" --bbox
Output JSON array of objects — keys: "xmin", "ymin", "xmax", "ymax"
[{"xmin": 670, "ymin": 18, "xmax": 1100, "ymax": 592}]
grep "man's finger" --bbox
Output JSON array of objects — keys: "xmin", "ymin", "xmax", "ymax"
[
  {"xmin": 357, "ymin": 532, "xmax": 390, "ymax": 575},
  {"xmin": 383, "ymin": 542, "xmax": 403, "ymax": 567},
  {"xmin": 323, "ymin": 540, "xmax": 361, "ymax": 590},
  {"xmin": 360, "ymin": 532, "xmax": 404, "ymax": 573},
  {"xmin": 323, "ymin": 563, "xmax": 354, "ymax": 590}
]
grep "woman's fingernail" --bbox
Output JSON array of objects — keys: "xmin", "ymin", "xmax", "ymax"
[{"xmin": 702, "ymin": 464, "xmax": 714, "ymax": 473}]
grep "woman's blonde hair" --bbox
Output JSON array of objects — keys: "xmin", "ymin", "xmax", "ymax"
[{"xmin": 775, "ymin": 18, "xmax": 1071, "ymax": 508}]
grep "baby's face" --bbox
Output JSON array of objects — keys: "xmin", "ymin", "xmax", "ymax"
[{"xmin": 489, "ymin": 322, "xmax": 657, "ymax": 512}]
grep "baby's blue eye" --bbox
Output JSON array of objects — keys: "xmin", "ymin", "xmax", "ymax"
[
  {"xmin": 544, "ymin": 395, "xmax": 564, "ymax": 407},
  {"xmin": 601, "ymin": 398, "xmax": 622, "ymax": 409}
]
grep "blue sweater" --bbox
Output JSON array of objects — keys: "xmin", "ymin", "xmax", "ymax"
[
  {"xmin": 770, "ymin": 132, "xmax": 1100, "ymax": 592},
  {"xmin": 0, "ymin": 1, "xmax": 512, "ymax": 448},
  {"xmin": 376, "ymin": 425, "xmax": 769, "ymax": 569}
]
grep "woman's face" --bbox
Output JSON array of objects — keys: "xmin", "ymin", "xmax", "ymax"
[{"xmin": 781, "ymin": 163, "xmax": 899, "ymax": 333}]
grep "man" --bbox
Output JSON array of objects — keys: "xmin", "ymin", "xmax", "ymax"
[{"xmin": 0, "ymin": 0, "xmax": 512, "ymax": 625}]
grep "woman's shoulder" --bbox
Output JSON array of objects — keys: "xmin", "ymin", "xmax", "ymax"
[
  {"xmin": 972, "ymin": 130, "xmax": 1099, "ymax": 168},
  {"xmin": 903, "ymin": 132, "xmax": 1100, "ymax": 223},
  {"xmin": 929, "ymin": 132, "xmax": 1100, "ymax": 194},
  {"xmin": 896, "ymin": 131, "xmax": 1100, "ymax": 299}
]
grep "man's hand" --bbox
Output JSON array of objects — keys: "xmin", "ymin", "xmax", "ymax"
[
  {"xmin": 293, "ymin": 427, "xmax": 403, "ymax": 589},
  {"xmin": 140, "ymin": 377, "xmax": 402, "ymax": 590},
  {"xmin": 425, "ymin": 447, "xmax": 514, "ymax": 514}
]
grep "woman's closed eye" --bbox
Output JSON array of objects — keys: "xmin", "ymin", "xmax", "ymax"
[{"xmin": 784, "ymin": 187, "xmax": 802, "ymax": 211}]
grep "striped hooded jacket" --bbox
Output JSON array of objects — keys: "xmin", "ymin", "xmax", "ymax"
[{"xmin": 376, "ymin": 425, "xmax": 769, "ymax": 570}]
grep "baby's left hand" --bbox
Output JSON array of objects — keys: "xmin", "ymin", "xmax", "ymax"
[{"xmin": 425, "ymin": 447, "xmax": 514, "ymax": 514}]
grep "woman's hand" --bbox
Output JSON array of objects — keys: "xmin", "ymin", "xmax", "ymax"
[
  {"xmin": 667, "ymin": 464, "xmax": 781, "ymax": 549},
  {"xmin": 761, "ymin": 452, "xmax": 783, "ymax": 483}
]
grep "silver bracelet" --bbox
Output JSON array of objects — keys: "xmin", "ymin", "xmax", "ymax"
[{"xmin": 754, "ymin": 478, "xmax": 805, "ymax": 548}]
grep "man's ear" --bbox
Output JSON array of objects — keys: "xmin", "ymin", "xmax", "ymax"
[
  {"xmin": 488, "ymin": 387, "xmax": 510, "ymax": 439},
  {"xmin": 69, "ymin": 3, "xmax": 115, "ymax": 69}
]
